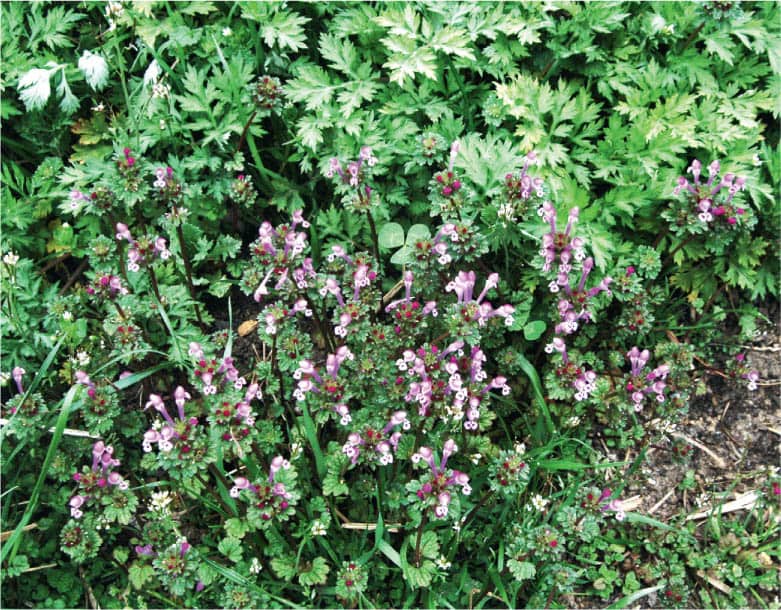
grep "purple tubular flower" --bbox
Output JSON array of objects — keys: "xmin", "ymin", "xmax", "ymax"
[
  {"xmin": 12, "ymin": 367, "xmax": 25, "ymax": 394},
  {"xmin": 145, "ymin": 394, "xmax": 174, "ymax": 425}
]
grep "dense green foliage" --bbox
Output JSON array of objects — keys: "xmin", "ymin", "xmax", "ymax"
[{"xmin": 1, "ymin": 2, "xmax": 779, "ymax": 608}]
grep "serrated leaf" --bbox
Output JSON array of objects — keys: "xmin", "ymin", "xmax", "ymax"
[
  {"xmin": 403, "ymin": 560, "xmax": 436, "ymax": 588},
  {"xmin": 128, "ymin": 563, "xmax": 155, "ymax": 589},
  {"xmin": 180, "ymin": 1, "xmax": 216, "ymax": 15},
  {"xmin": 218, "ymin": 537, "xmax": 243, "ymax": 563},
  {"xmin": 418, "ymin": 531, "xmax": 439, "ymax": 560},
  {"xmin": 270, "ymin": 556, "xmax": 297, "ymax": 581},
  {"xmin": 508, "ymin": 559, "xmax": 536, "ymax": 581},
  {"xmin": 224, "ymin": 517, "xmax": 248, "ymax": 540},
  {"xmin": 298, "ymin": 556, "xmax": 329, "ymax": 587}
]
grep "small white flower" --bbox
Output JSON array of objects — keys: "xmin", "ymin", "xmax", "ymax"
[
  {"xmin": 311, "ymin": 520, "xmax": 327, "ymax": 536},
  {"xmin": 470, "ymin": 453, "xmax": 482, "ymax": 465},
  {"xmin": 92, "ymin": 102, "xmax": 105, "ymax": 112},
  {"xmin": 249, "ymin": 557, "xmax": 262, "ymax": 574},
  {"xmin": 62, "ymin": 311, "xmax": 73, "ymax": 321},
  {"xmin": 105, "ymin": 1, "xmax": 124, "ymax": 18},
  {"xmin": 149, "ymin": 490, "xmax": 174, "ymax": 514},
  {"xmin": 222, "ymin": 27, "xmax": 233, "ymax": 37},
  {"xmin": 78, "ymin": 50, "xmax": 110, "ymax": 91},
  {"xmin": 0, "ymin": 372, "xmax": 10, "ymax": 386},
  {"xmin": 753, "ymin": 153, "xmax": 762, "ymax": 167},
  {"xmin": 76, "ymin": 351, "xmax": 91, "ymax": 366},
  {"xmin": 2, "ymin": 252, "xmax": 19, "ymax": 266},
  {"xmin": 18, "ymin": 68, "xmax": 53, "ymax": 111},
  {"xmin": 514, "ymin": 442, "xmax": 526, "ymax": 455},
  {"xmin": 152, "ymin": 81, "xmax": 171, "ymax": 99},
  {"xmin": 159, "ymin": 119, "xmax": 166, "ymax": 130},
  {"xmin": 434, "ymin": 556, "xmax": 452, "ymax": 570},
  {"xmin": 531, "ymin": 494, "xmax": 549, "ymax": 512},
  {"xmin": 143, "ymin": 60, "xmax": 161, "ymax": 87}
]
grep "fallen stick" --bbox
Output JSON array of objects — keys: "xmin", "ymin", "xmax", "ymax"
[
  {"xmin": 670, "ymin": 431, "xmax": 726, "ymax": 469},
  {"xmin": 685, "ymin": 491, "xmax": 758, "ymax": 521},
  {"xmin": 648, "ymin": 489, "xmax": 676, "ymax": 515},
  {"xmin": 0, "ymin": 419, "xmax": 100, "ymax": 439}
]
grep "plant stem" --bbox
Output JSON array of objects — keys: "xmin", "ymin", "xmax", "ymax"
[
  {"xmin": 112, "ymin": 300, "xmax": 129, "ymax": 321},
  {"xmin": 680, "ymin": 21, "xmax": 706, "ymax": 54},
  {"xmin": 174, "ymin": 220, "xmax": 204, "ymax": 327},
  {"xmin": 414, "ymin": 511, "xmax": 428, "ymax": 567},
  {"xmin": 236, "ymin": 110, "xmax": 258, "ymax": 156},
  {"xmin": 460, "ymin": 489, "xmax": 494, "ymax": 530},
  {"xmin": 365, "ymin": 207, "xmax": 380, "ymax": 267},
  {"xmin": 148, "ymin": 266, "xmax": 162, "ymax": 303}
]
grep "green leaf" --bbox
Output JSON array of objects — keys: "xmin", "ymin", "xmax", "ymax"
[
  {"xmin": 224, "ymin": 517, "xmax": 249, "ymax": 540},
  {"xmin": 298, "ymin": 556, "xmax": 330, "ymax": 587},
  {"xmin": 523, "ymin": 320, "xmax": 546, "ymax": 341},
  {"xmin": 403, "ymin": 560, "xmax": 436, "ymax": 589},
  {"xmin": 378, "ymin": 222, "xmax": 405, "ymax": 249},
  {"xmin": 128, "ymin": 562, "xmax": 155, "ymax": 589},
  {"xmin": 377, "ymin": 540, "xmax": 402, "ymax": 568},
  {"xmin": 270, "ymin": 556, "xmax": 297, "ymax": 581},
  {"xmin": 418, "ymin": 531, "xmax": 440, "ymax": 559},
  {"xmin": 218, "ymin": 537, "xmax": 243, "ymax": 563},
  {"xmin": 508, "ymin": 559, "xmax": 536, "ymax": 582}
]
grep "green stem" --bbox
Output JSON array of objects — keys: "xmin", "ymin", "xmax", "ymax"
[
  {"xmin": 680, "ymin": 21, "xmax": 705, "ymax": 54},
  {"xmin": 444, "ymin": 54, "xmax": 473, "ymax": 132},
  {"xmin": 148, "ymin": 266, "xmax": 162, "ymax": 303},
  {"xmin": 174, "ymin": 220, "xmax": 204, "ymax": 327},
  {"xmin": 110, "ymin": 31, "xmax": 138, "ymax": 142},
  {"xmin": 414, "ymin": 511, "xmax": 428, "ymax": 567}
]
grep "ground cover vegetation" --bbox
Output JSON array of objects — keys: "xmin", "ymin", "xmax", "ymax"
[{"xmin": 1, "ymin": 1, "xmax": 780, "ymax": 608}]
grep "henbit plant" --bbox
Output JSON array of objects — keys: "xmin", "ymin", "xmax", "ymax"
[{"xmin": 1, "ymin": 2, "xmax": 779, "ymax": 608}]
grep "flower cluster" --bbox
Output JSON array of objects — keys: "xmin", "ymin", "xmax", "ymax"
[
  {"xmin": 141, "ymin": 386, "xmax": 213, "ymax": 479},
  {"xmin": 230, "ymin": 174, "xmax": 257, "ymax": 208},
  {"xmin": 320, "ymin": 247, "xmax": 379, "ymax": 336},
  {"xmin": 731, "ymin": 353, "xmax": 759, "ymax": 391},
  {"xmin": 293, "ymin": 346, "xmax": 354, "ymax": 420},
  {"xmin": 444, "ymin": 270, "xmax": 515, "ymax": 332},
  {"xmin": 384, "ymin": 271, "xmax": 438, "ymax": 335},
  {"xmin": 624, "ymin": 347, "xmax": 669, "ymax": 412},
  {"xmin": 253, "ymin": 75, "xmax": 283, "ymax": 110},
  {"xmin": 672, "ymin": 159, "xmax": 746, "ymax": 227},
  {"xmin": 244, "ymin": 211, "xmax": 313, "ymax": 303},
  {"xmin": 580, "ymin": 487, "xmax": 626, "ymax": 521},
  {"xmin": 115, "ymin": 223, "xmax": 171, "ymax": 272},
  {"xmin": 116, "ymin": 147, "xmax": 136, "ymax": 174},
  {"xmin": 545, "ymin": 338, "xmax": 598, "ymax": 401},
  {"xmin": 151, "ymin": 540, "xmax": 202, "ymax": 597},
  {"xmin": 489, "ymin": 445, "xmax": 530, "ymax": 495},
  {"xmin": 410, "ymin": 439, "xmax": 471, "ymax": 519},
  {"xmin": 85, "ymin": 274, "xmax": 126, "ymax": 300},
  {"xmin": 188, "ymin": 342, "xmax": 247, "ymax": 395},
  {"xmin": 2, "ymin": 368, "xmax": 47, "ymax": 439},
  {"xmin": 397, "ymin": 340, "xmax": 509, "ymax": 429},
  {"xmin": 539, "ymin": 202, "xmax": 585, "ymax": 274},
  {"xmin": 153, "ymin": 166, "xmax": 183, "ymax": 203},
  {"xmin": 336, "ymin": 561, "xmax": 369, "ymax": 600},
  {"xmin": 230, "ymin": 456, "xmax": 299, "ymax": 529},
  {"xmin": 69, "ymin": 441, "xmax": 131, "ymax": 520},
  {"xmin": 430, "ymin": 142, "xmax": 465, "ymax": 218},
  {"xmin": 327, "ymin": 146, "xmax": 378, "ymax": 188},
  {"xmin": 499, "ymin": 152, "xmax": 544, "ymax": 222},
  {"xmin": 206, "ymin": 382, "xmax": 260, "ymax": 458},
  {"xmin": 74, "ymin": 371, "xmax": 120, "ymax": 434},
  {"xmin": 341, "ymin": 411, "xmax": 410, "ymax": 466}
]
